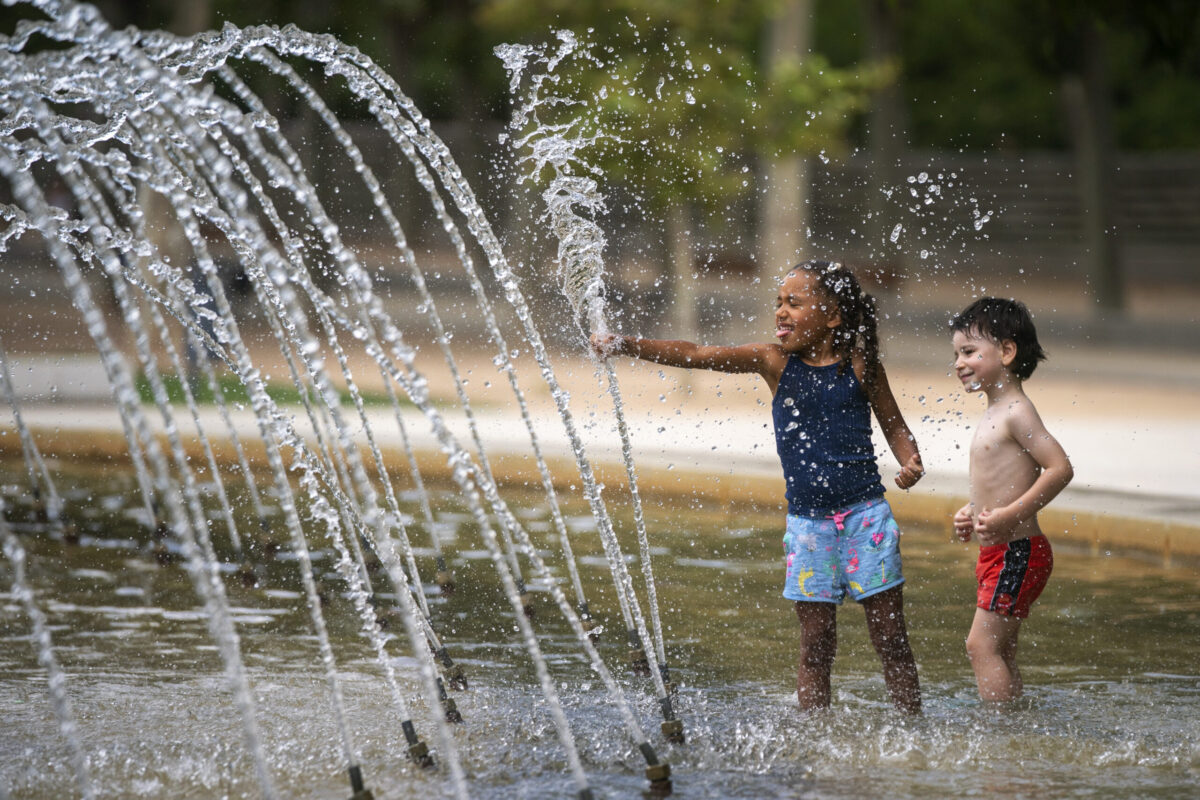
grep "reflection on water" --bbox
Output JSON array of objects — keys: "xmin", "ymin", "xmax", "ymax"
[{"xmin": 2, "ymin": 461, "xmax": 1198, "ymax": 799}]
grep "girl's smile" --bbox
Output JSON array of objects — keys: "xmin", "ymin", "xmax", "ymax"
[{"xmin": 774, "ymin": 271, "xmax": 839, "ymax": 356}]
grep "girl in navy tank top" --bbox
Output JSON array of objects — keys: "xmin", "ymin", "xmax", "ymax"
[{"xmin": 593, "ymin": 261, "xmax": 925, "ymax": 714}]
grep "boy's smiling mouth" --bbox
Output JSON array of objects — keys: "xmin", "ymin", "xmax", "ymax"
[{"xmin": 776, "ymin": 323, "xmax": 793, "ymax": 340}]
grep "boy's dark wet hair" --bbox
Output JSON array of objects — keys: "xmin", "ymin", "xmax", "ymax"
[{"xmin": 950, "ymin": 297, "xmax": 1046, "ymax": 379}]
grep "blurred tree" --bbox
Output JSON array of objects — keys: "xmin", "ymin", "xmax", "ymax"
[
  {"xmin": 88, "ymin": 0, "xmax": 510, "ymax": 121},
  {"xmin": 479, "ymin": 0, "xmax": 882, "ymax": 208},
  {"xmin": 762, "ymin": 0, "xmax": 816, "ymax": 287},
  {"xmin": 50, "ymin": 0, "xmax": 1200, "ymax": 318},
  {"xmin": 814, "ymin": 0, "xmax": 1200, "ymax": 312},
  {"xmin": 478, "ymin": 0, "xmax": 886, "ymax": 336},
  {"xmin": 1023, "ymin": 0, "xmax": 1200, "ymax": 311},
  {"xmin": 820, "ymin": 0, "xmax": 1200, "ymax": 153},
  {"xmin": 950, "ymin": 0, "xmax": 1200, "ymax": 312},
  {"xmin": 861, "ymin": 0, "xmax": 907, "ymax": 285}
]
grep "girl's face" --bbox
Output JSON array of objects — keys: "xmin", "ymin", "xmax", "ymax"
[{"xmin": 774, "ymin": 270, "xmax": 840, "ymax": 354}]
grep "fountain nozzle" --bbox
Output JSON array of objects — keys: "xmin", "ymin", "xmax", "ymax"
[
  {"xmin": 347, "ymin": 764, "xmax": 374, "ymax": 800},
  {"xmin": 435, "ymin": 556, "xmax": 455, "ymax": 594},
  {"xmin": 437, "ymin": 678, "xmax": 464, "ymax": 723},
  {"xmin": 639, "ymin": 744, "xmax": 673, "ymax": 796},
  {"xmin": 60, "ymin": 521, "xmax": 80, "ymax": 545},
  {"xmin": 152, "ymin": 541, "xmax": 173, "ymax": 566},
  {"xmin": 435, "ymin": 648, "xmax": 468, "ymax": 690},
  {"xmin": 519, "ymin": 583, "xmax": 535, "ymax": 617},
  {"xmin": 31, "ymin": 489, "xmax": 48, "ymax": 523},
  {"xmin": 658, "ymin": 696, "xmax": 685, "ymax": 744},
  {"xmin": 237, "ymin": 561, "xmax": 258, "ymax": 588},
  {"xmin": 407, "ymin": 739, "xmax": 435, "ymax": 769},
  {"xmin": 447, "ymin": 663, "xmax": 468, "ymax": 691},
  {"xmin": 578, "ymin": 603, "xmax": 600, "ymax": 640},
  {"xmin": 402, "ymin": 720, "xmax": 436, "ymax": 768},
  {"xmin": 659, "ymin": 664, "xmax": 677, "ymax": 696},
  {"xmin": 627, "ymin": 629, "xmax": 651, "ymax": 676}
]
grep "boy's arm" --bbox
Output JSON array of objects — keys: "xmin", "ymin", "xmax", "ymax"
[
  {"xmin": 975, "ymin": 399, "xmax": 1074, "ymax": 542},
  {"xmin": 863, "ymin": 361, "xmax": 924, "ymax": 489},
  {"xmin": 595, "ymin": 333, "xmax": 787, "ymax": 386}
]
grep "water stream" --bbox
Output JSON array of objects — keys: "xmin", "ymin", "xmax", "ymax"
[
  {"xmin": 1, "ymin": 1, "xmax": 674, "ymax": 796},
  {"xmin": 1, "ymin": 2, "xmax": 1197, "ymax": 799}
]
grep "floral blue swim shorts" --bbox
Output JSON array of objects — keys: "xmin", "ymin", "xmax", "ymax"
[{"xmin": 782, "ymin": 496, "xmax": 904, "ymax": 604}]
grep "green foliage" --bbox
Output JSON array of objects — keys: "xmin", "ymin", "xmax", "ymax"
[
  {"xmin": 896, "ymin": 1, "xmax": 1065, "ymax": 148},
  {"xmin": 77, "ymin": 0, "xmax": 1200, "ymax": 152},
  {"xmin": 203, "ymin": 0, "xmax": 510, "ymax": 120},
  {"xmin": 833, "ymin": 0, "xmax": 1200, "ymax": 150},
  {"xmin": 482, "ymin": 1, "xmax": 886, "ymax": 211}
]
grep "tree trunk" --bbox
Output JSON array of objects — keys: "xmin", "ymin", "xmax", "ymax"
[
  {"xmin": 760, "ymin": 0, "xmax": 813, "ymax": 275},
  {"xmin": 1061, "ymin": 22, "xmax": 1124, "ymax": 313},
  {"xmin": 667, "ymin": 205, "xmax": 698, "ymax": 342},
  {"xmin": 865, "ymin": 0, "xmax": 908, "ymax": 292},
  {"xmin": 169, "ymin": 1, "xmax": 211, "ymax": 36}
]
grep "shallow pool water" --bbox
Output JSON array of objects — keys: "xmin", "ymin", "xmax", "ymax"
[{"xmin": 2, "ymin": 461, "xmax": 1198, "ymax": 799}]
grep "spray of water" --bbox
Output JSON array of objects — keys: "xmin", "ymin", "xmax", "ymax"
[
  {"xmin": 498, "ymin": 33, "xmax": 680, "ymax": 712},
  {"xmin": 0, "ymin": 2, "xmax": 707, "ymax": 797}
]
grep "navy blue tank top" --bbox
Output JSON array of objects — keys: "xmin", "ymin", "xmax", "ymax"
[{"xmin": 772, "ymin": 356, "xmax": 885, "ymax": 517}]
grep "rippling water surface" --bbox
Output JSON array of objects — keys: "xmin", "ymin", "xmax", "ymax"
[{"xmin": 2, "ymin": 461, "xmax": 1198, "ymax": 799}]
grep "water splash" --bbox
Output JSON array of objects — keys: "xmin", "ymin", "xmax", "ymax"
[
  {"xmin": 0, "ymin": 2, "xmax": 689, "ymax": 797},
  {"xmin": 498, "ymin": 31, "xmax": 612, "ymax": 335},
  {"xmin": 499, "ymin": 32, "xmax": 677, "ymax": 708}
]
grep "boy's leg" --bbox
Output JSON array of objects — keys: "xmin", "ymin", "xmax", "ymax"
[
  {"xmin": 965, "ymin": 607, "xmax": 1023, "ymax": 703},
  {"xmin": 794, "ymin": 601, "xmax": 837, "ymax": 711},
  {"xmin": 1001, "ymin": 620, "xmax": 1023, "ymax": 698},
  {"xmin": 862, "ymin": 586, "xmax": 922, "ymax": 714}
]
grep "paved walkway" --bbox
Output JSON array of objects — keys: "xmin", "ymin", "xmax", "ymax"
[
  {"xmin": 7, "ymin": 327, "xmax": 1200, "ymax": 537},
  {"xmin": 4, "ymin": 267, "xmax": 1200, "ymax": 564}
]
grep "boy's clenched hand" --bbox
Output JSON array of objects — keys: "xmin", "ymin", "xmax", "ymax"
[
  {"xmin": 974, "ymin": 505, "xmax": 1020, "ymax": 546},
  {"xmin": 953, "ymin": 504, "xmax": 974, "ymax": 542}
]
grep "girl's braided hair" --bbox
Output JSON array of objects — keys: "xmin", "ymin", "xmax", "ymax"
[{"xmin": 793, "ymin": 260, "xmax": 882, "ymax": 388}]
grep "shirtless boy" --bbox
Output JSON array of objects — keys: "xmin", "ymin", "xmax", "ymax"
[{"xmin": 950, "ymin": 298, "xmax": 1074, "ymax": 703}]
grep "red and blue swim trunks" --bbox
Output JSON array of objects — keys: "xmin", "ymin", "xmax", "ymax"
[{"xmin": 976, "ymin": 534, "xmax": 1053, "ymax": 619}]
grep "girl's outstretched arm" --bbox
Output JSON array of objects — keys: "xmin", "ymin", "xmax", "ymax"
[
  {"xmin": 592, "ymin": 333, "xmax": 787, "ymax": 389},
  {"xmin": 863, "ymin": 360, "xmax": 924, "ymax": 489}
]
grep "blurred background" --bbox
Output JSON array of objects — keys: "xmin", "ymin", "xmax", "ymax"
[
  {"xmin": 14, "ymin": 0, "xmax": 1190, "ymax": 351},
  {"xmin": 6, "ymin": 0, "xmax": 1197, "ymax": 353},
  {"xmin": 1, "ymin": 8, "xmax": 1196, "ymax": 799}
]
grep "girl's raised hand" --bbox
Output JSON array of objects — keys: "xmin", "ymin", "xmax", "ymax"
[{"xmin": 589, "ymin": 332, "xmax": 624, "ymax": 360}]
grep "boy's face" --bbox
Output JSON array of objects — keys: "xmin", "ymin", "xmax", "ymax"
[
  {"xmin": 952, "ymin": 329, "xmax": 1016, "ymax": 394},
  {"xmin": 774, "ymin": 271, "xmax": 840, "ymax": 353}
]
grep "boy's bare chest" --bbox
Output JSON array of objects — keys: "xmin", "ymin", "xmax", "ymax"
[{"xmin": 969, "ymin": 413, "xmax": 1020, "ymax": 466}]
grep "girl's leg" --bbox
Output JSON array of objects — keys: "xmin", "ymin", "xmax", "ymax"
[
  {"xmin": 794, "ymin": 601, "xmax": 837, "ymax": 711},
  {"xmin": 965, "ymin": 607, "xmax": 1023, "ymax": 703},
  {"xmin": 862, "ymin": 586, "xmax": 922, "ymax": 714}
]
